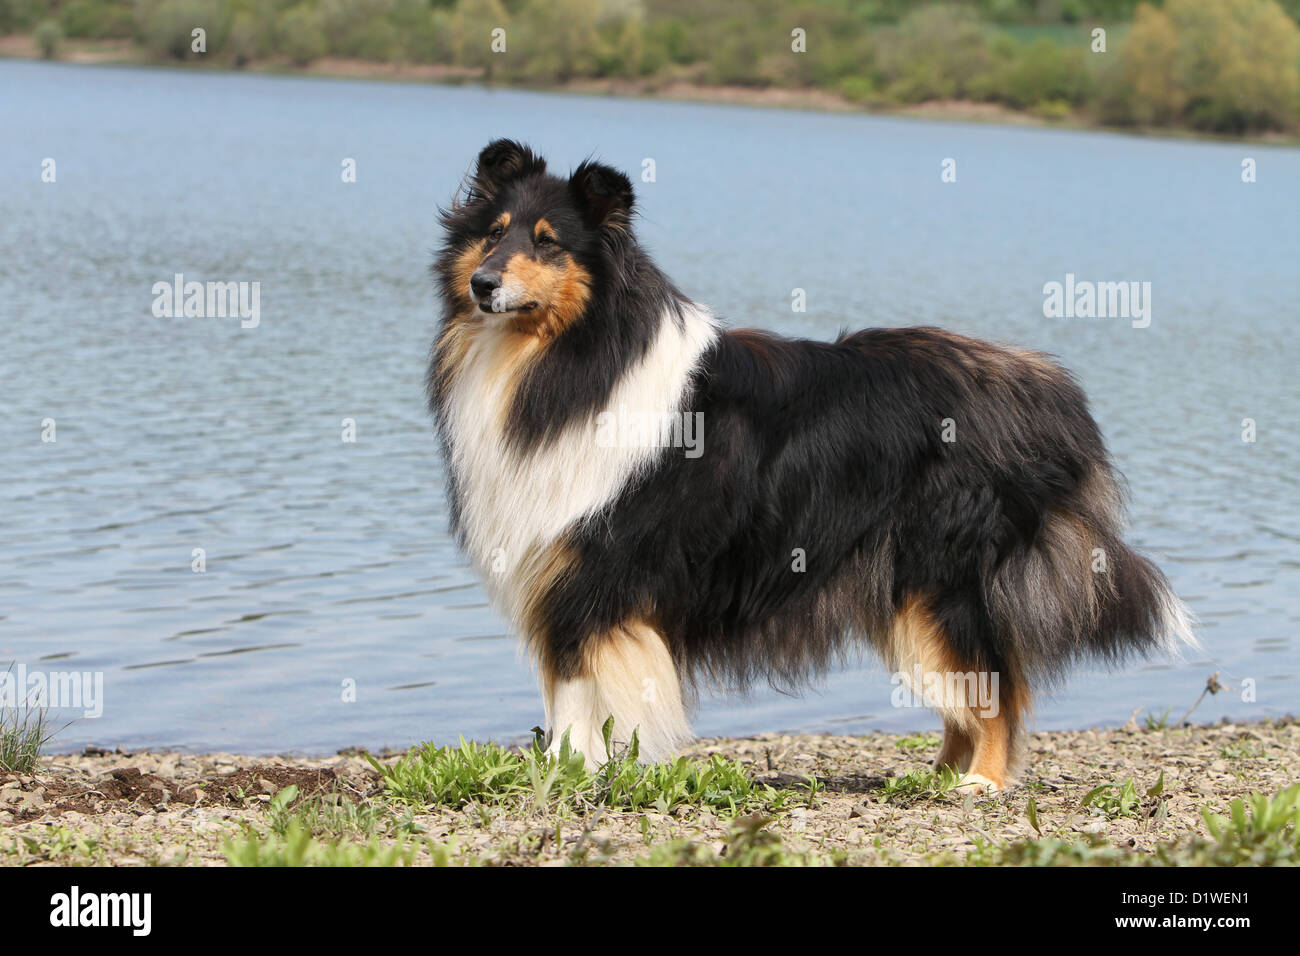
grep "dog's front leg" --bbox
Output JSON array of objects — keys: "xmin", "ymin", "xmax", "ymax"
[{"xmin": 541, "ymin": 621, "xmax": 691, "ymax": 769}]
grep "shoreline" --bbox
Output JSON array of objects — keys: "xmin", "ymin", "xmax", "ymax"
[
  {"xmin": 4, "ymin": 717, "xmax": 1296, "ymax": 866},
  {"xmin": 4, "ymin": 35, "xmax": 1298, "ymax": 148}
]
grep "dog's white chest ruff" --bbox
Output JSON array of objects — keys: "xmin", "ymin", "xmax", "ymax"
[{"xmin": 443, "ymin": 303, "xmax": 717, "ymax": 625}]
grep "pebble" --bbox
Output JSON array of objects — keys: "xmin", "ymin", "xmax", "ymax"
[{"xmin": 16, "ymin": 790, "xmax": 46, "ymax": 809}]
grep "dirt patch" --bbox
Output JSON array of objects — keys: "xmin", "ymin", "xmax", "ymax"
[{"xmin": 0, "ymin": 756, "xmax": 371, "ymax": 824}]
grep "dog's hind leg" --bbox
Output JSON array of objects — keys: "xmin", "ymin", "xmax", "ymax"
[
  {"xmin": 951, "ymin": 680, "xmax": 1028, "ymax": 794},
  {"xmin": 889, "ymin": 596, "xmax": 1026, "ymax": 792},
  {"xmin": 957, "ymin": 713, "xmax": 1010, "ymax": 794},
  {"xmin": 934, "ymin": 716, "xmax": 974, "ymax": 773},
  {"xmin": 542, "ymin": 620, "xmax": 691, "ymax": 770},
  {"xmin": 890, "ymin": 597, "xmax": 979, "ymax": 776}
]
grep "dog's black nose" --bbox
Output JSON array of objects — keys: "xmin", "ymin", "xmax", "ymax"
[{"xmin": 470, "ymin": 270, "xmax": 500, "ymax": 300}]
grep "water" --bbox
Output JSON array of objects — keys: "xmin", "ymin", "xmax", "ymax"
[{"xmin": 1, "ymin": 60, "xmax": 1296, "ymax": 755}]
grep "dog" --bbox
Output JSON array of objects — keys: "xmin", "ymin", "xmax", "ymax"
[{"xmin": 427, "ymin": 139, "xmax": 1195, "ymax": 791}]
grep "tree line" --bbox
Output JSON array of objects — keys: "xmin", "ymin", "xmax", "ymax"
[{"xmin": 9, "ymin": 0, "xmax": 1300, "ymax": 133}]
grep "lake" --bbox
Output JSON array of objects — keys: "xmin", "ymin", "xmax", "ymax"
[{"xmin": 1, "ymin": 59, "xmax": 1296, "ymax": 755}]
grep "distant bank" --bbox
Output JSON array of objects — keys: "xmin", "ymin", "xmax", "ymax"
[{"xmin": 4, "ymin": 33, "xmax": 1297, "ymax": 148}]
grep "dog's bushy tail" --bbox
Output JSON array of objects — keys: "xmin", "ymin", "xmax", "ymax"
[{"xmin": 986, "ymin": 464, "xmax": 1197, "ymax": 681}]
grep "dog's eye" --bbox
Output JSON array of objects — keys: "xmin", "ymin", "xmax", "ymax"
[
  {"xmin": 488, "ymin": 224, "xmax": 504, "ymax": 241},
  {"xmin": 536, "ymin": 233, "xmax": 556, "ymax": 247}
]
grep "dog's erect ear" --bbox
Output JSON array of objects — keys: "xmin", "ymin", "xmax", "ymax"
[
  {"xmin": 467, "ymin": 139, "xmax": 546, "ymax": 203},
  {"xmin": 569, "ymin": 160, "xmax": 635, "ymax": 229}
]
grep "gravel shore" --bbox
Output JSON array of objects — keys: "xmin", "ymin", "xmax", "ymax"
[{"xmin": 2, "ymin": 717, "xmax": 1295, "ymax": 866}]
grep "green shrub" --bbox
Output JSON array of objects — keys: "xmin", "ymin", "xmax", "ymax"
[
  {"xmin": 839, "ymin": 74, "xmax": 883, "ymax": 105},
  {"xmin": 137, "ymin": 0, "xmax": 231, "ymax": 60},
  {"xmin": 227, "ymin": 10, "xmax": 261, "ymax": 65},
  {"xmin": 276, "ymin": 3, "xmax": 328, "ymax": 66},
  {"xmin": 1032, "ymin": 98, "xmax": 1073, "ymax": 120},
  {"xmin": 60, "ymin": 0, "xmax": 134, "ymax": 39},
  {"xmin": 33, "ymin": 18, "xmax": 62, "ymax": 59},
  {"xmin": 1107, "ymin": 0, "xmax": 1300, "ymax": 131},
  {"xmin": 991, "ymin": 37, "xmax": 1092, "ymax": 108},
  {"xmin": 389, "ymin": 0, "xmax": 441, "ymax": 63},
  {"xmin": 316, "ymin": 0, "xmax": 405, "ymax": 61},
  {"xmin": 644, "ymin": 17, "xmax": 693, "ymax": 68},
  {"xmin": 876, "ymin": 4, "xmax": 992, "ymax": 102},
  {"xmin": 444, "ymin": 0, "xmax": 508, "ymax": 77}
]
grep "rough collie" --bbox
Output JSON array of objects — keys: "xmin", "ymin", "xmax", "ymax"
[{"xmin": 428, "ymin": 140, "xmax": 1195, "ymax": 792}]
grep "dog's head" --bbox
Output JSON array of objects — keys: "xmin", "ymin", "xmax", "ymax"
[{"xmin": 439, "ymin": 139, "xmax": 635, "ymax": 337}]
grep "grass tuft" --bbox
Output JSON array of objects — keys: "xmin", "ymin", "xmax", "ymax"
[
  {"xmin": 224, "ymin": 822, "xmax": 430, "ymax": 867},
  {"xmin": 637, "ymin": 814, "xmax": 845, "ymax": 867},
  {"xmin": 877, "ymin": 766, "xmax": 964, "ymax": 806},
  {"xmin": 1143, "ymin": 708, "xmax": 1173, "ymax": 731},
  {"xmin": 367, "ymin": 726, "xmax": 813, "ymax": 818},
  {"xmin": 0, "ymin": 668, "xmax": 61, "ymax": 773},
  {"xmin": 1196, "ymin": 784, "xmax": 1300, "ymax": 865},
  {"xmin": 967, "ymin": 784, "xmax": 1300, "ymax": 867}
]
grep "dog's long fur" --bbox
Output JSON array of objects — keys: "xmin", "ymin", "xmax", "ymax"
[{"xmin": 427, "ymin": 140, "xmax": 1196, "ymax": 789}]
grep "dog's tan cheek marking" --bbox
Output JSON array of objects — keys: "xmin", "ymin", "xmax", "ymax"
[
  {"xmin": 546, "ymin": 258, "xmax": 592, "ymax": 338},
  {"xmin": 435, "ymin": 241, "xmax": 491, "ymax": 388},
  {"xmin": 499, "ymin": 252, "xmax": 590, "ymax": 339},
  {"xmin": 501, "ymin": 252, "xmax": 548, "ymax": 294},
  {"xmin": 451, "ymin": 240, "xmax": 487, "ymax": 306},
  {"xmin": 516, "ymin": 256, "xmax": 591, "ymax": 340}
]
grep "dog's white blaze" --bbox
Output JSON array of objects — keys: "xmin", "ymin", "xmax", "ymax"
[{"xmin": 444, "ymin": 301, "xmax": 717, "ymax": 625}]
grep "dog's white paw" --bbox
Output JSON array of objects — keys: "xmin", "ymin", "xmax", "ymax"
[{"xmin": 954, "ymin": 772, "xmax": 1000, "ymax": 796}]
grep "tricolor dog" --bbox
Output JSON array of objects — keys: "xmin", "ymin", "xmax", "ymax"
[{"xmin": 427, "ymin": 140, "xmax": 1195, "ymax": 791}]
